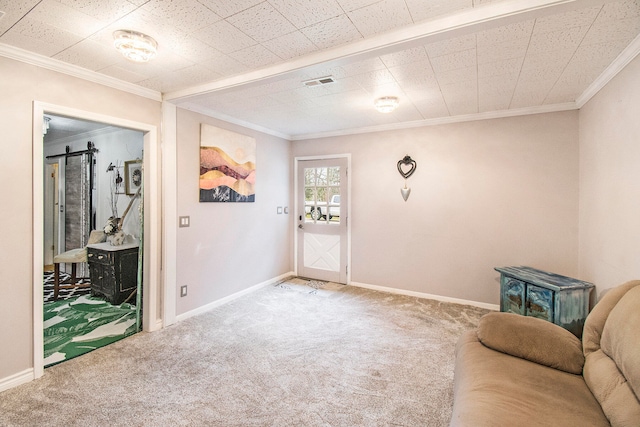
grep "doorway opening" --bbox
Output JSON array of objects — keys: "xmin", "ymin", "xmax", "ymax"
[
  {"xmin": 42, "ymin": 114, "xmax": 144, "ymax": 367},
  {"xmin": 33, "ymin": 102, "xmax": 162, "ymax": 379}
]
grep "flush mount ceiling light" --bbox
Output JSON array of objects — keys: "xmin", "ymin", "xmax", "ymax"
[
  {"xmin": 113, "ymin": 30, "xmax": 157, "ymax": 63},
  {"xmin": 374, "ymin": 96, "xmax": 399, "ymax": 113}
]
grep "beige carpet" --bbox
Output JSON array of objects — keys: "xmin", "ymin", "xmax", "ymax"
[{"xmin": 0, "ymin": 278, "xmax": 489, "ymax": 426}]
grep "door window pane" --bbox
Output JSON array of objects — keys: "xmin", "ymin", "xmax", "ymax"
[
  {"xmin": 316, "ymin": 167, "xmax": 328, "ymax": 186},
  {"xmin": 327, "ymin": 167, "xmax": 340, "ymax": 186},
  {"xmin": 304, "ymin": 167, "xmax": 340, "ymax": 224},
  {"xmin": 304, "ymin": 168, "xmax": 315, "ymax": 186}
]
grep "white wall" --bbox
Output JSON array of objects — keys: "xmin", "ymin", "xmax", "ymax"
[
  {"xmin": 175, "ymin": 108, "xmax": 292, "ymax": 316},
  {"xmin": 3, "ymin": 45, "xmax": 637, "ymax": 391},
  {"xmin": 293, "ymin": 111, "xmax": 580, "ymax": 305},
  {"xmin": 579, "ymin": 54, "xmax": 640, "ymax": 296},
  {"xmin": 44, "ymin": 128, "xmax": 144, "ymax": 241},
  {"xmin": 0, "ymin": 55, "xmax": 161, "ymax": 383}
]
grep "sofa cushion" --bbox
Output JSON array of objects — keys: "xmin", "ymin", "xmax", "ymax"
[
  {"xmin": 602, "ymin": 285, "xmax": 640, "ymax": 400},
  {"xmin": 584, "ymin": 349, "xmax": 640, "ymax": 427},
  {"xmin": 477, "ymin": 312, "xmax": 584, "ymax": 375},
  {"xmin": 583, "ymin": 284, "xmax": 640, "ymax": 426},
  {"xmin": 583, "ymin": 281, "xmax": 640, "ymax": 357},
  {"xmin": 450, "ymin": 331, "xmax": 610, "ymax": 427}
]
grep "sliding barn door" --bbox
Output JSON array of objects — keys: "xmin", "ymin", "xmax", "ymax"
[{"xmin": 62, "ymin": 153, "xmax": 93, "ymax": 275}]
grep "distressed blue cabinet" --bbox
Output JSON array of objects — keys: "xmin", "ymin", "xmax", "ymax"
[
  {"xmin": 502, "ymin": 278, "xmax": 526, "ymax": 315},
  {"xmin": 495, "ymin": 266, "xmax": 594, "ymax": 338}
]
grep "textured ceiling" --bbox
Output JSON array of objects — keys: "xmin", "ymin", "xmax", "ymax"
[
  {"xmin": 1, "ymin": 0, "xmax": 639, "ymax": 139},
  {"xmin": 43, "ymin": 114, "xmax": 115, "ymax": 144}
]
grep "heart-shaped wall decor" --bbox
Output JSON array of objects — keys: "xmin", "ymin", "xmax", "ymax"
[{"xmin": 397, "ymin": 155, "xmax": 417, "ymax": 179}]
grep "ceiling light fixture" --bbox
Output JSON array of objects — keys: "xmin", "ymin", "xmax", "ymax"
[
  {"xmin": 113, "ymin": 30, "xmax": 158, "ymax": 63},
  {"xmin": 374, "ymin": 96, "xmax": 399, "ymax": 113}
]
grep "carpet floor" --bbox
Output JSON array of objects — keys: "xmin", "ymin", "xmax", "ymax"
[{"xmin": 1, "ymin": 277, "xmax": 488, "ymax": 427}]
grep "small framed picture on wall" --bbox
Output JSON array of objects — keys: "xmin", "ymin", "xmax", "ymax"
[
  {"xmin": 125, "ymin": 159, "xmax": 142, "ymax": 195},
  {"xmin": 115, "ymin": 166, "xmax": 125, "ymax": 194}
]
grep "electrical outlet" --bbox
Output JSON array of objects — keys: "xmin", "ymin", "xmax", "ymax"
[{"xmin": 180, "ymin": 285, "xmax": 188, "ymax": 297}]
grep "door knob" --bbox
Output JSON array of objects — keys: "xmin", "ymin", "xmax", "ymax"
[{"xmin": 298, "ymin": 224, "xmax": 304, "ymax": 229}]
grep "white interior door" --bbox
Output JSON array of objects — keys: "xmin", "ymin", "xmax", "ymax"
[{"xmin": 297, "ymin": 158, "xmax": 348, "ymax": 283}]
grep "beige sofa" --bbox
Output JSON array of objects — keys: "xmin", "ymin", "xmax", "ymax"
[{"xmin": 450, "ymin": 280, "xmax": 640, "ymax": 427}]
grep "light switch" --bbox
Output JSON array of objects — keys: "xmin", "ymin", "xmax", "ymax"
[
  {"xmin": 179, "ymin": 216, "xmax": 190, "ymax": 227},
  {"xmin": 277, "ymin": 207, "xmax": 283, "ymax": 214},
  {"xmin": 284, "ymin": 207, "xmax": 289, "ymax": 214}
]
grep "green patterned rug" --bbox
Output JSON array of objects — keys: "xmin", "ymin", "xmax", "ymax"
[{"xmin": 43, "ymin": 295, "xmax": 139, "ymax": 367}]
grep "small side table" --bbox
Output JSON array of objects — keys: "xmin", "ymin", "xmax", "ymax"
[
  {"xmin": 494, "ymin": 266, "xmax": 594, "ymax": 337},
  {"xmin": 87, "ymin": 242, "xmax": 139, "ymax": 305}
]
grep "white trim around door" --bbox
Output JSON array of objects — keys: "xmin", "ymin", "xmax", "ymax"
[
  {"xmin": 294, "ymin": 154, "xmax": 351, "ymax": 284},
  {"xmin": 32, "ymin": 101, "xmax": 166, "ymax": 379}
]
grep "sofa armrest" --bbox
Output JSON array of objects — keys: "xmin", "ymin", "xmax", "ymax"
[{"xmin": 477, "ymin": 312, "xmax": 584, "ymax": 375}]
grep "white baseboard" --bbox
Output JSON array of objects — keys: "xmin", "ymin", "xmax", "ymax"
[
  {"xmin": 0, "ymin": 368, "xmax": 34, "ymax": 393},
  {"xmin": 349, "ymin": 281, "xmax": 500, "ymax": 311},
  {"xmin": 175, "ymin": 271, "xmax": 295, "ymax": 323},
  {"xmin": 1, "ymin": 275, "xmax": 489, "ymax": 394}
]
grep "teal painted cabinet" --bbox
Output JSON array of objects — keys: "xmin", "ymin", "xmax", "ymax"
[{"xmin": 495, "ymin": 266, "xmax": 594, "ymax": 338}]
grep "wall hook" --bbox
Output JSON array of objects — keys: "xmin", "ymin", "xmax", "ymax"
[{"xmin": 397, "ymin": 155, "xmax": 416, "ymax": 201}]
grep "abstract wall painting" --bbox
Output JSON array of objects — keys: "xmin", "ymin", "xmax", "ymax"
[{"xmin": 200, "ymin": 124, "xmax": 256, "ymax": 202}]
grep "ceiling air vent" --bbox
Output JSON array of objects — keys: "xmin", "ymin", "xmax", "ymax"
[{"xmin": 303, "ymin": 76, "xmax": 335, "ymax": 87}]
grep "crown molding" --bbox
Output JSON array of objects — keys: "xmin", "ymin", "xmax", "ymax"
[
  {"xmin": 178, "ymin": 101, "xmax": 578, "ymax": 142},
  {"xmin": 0, "ymin": 43, "xmax": 162, "ymax": 102},
  {"xmin": 575, "ymin": 33, "xmax": 640, "ymax": 108},
  {"xmin": 291, "ymin": 103, "xmax": 578, "ymax": 140},
  {"xmin": 178, "ymin": 102, "xmax": 292, "ymax": 141},
  {"xmin": 44, "ymin": 124, "xmax": 133, "ymax": 146}
]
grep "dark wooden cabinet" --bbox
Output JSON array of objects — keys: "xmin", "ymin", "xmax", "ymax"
[
  {"xmin": 87, "ymin": 242, "xmax": 139, "ymax": 305},
  {"xmin": 495, "ymin": 266, "xmax": 594, "ymax": 337}
]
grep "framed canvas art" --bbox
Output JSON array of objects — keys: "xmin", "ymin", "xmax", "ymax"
[{"xmin": 199, "ymin": 124, "xmax": 256, "ymax": 202}]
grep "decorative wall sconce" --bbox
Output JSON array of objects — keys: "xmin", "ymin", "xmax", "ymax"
[{"xmin": 397, "ymin": 155, "xmax": 416, "ymax": 201}]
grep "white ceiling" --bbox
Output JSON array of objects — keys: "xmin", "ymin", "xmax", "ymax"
[
  {"xmin": 1, "ymin": 0, "xmax": 639, "ymax": 139},
  {"xmin": 43, "ymin": 114, "xmax": 115, "ymax": 143}
]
